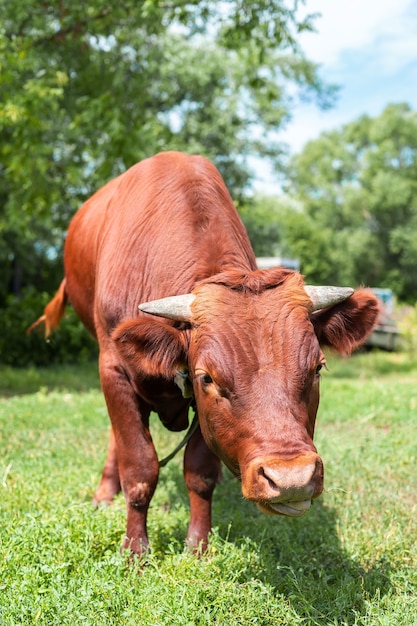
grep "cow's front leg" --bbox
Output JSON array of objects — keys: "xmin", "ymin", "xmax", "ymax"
[
  {"xmin": 93, "ymin": 426, "xmax": 121, "ymax": 505},
  {"xmin": 183, "ymin": 425, "xmax": 221, "ymax": 553},
  {"xmin": 99, "ymin": 352, "xmax": 159, "ymax": 557}
]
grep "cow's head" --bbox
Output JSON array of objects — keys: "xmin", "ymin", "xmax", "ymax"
[{"xmin": 114, "ymin": 269, "xmax": 379, "ymax": 517}]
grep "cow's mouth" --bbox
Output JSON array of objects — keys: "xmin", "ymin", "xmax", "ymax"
[{"xmin": 257, "ymin": 499, "xmax": 311, "ymax": 517}]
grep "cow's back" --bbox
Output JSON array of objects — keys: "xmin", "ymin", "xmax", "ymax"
[{"xmin": 64, "ymin": 152, "xmax": 256, "ymax": 339}]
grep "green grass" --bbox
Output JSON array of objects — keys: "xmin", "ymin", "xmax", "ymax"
[{"xmin": 1, "ymin": 351, "xmax": 416, "ymax": 625}]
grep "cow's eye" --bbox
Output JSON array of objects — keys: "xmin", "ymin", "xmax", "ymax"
[
  {"xmin": 195, "ymin": 370, "xmax": 214, "ymax": 386},
  {"xmin": 315, "ymin": 360, "xmax": 327, "ymax": 376}
]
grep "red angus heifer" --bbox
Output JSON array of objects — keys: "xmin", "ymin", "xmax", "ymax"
[{"xmin": 29, "ymin": 151, "xmax": 380, "ymax": 556}]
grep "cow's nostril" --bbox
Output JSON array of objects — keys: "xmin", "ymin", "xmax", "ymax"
[
  {"xmin": 241, "ymin": 453, "xmax": 323, "ymax": 503},
  {"xmin": 258, "ymin": 466, "xmax": 280, "ymax": 492},
  {"xmin": 256, "ymin": 460, "xmax": 318, "ymax": 500}
]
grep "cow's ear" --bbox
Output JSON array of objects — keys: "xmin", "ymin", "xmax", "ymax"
[
  {"xmin": 311, "ymin": 288, "xmax": 381, "ymax": 356},
  {"xmin": 112, "ymin": 318, "xmax": 188, "ymax": 378}
]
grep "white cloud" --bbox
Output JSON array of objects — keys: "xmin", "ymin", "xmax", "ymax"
[
  {"xmin": 299, "ymin": 0, "xmax": 417, "ymax": 70},
  {"xmin": 284, "ymin": 0, "xmax": 417, "ymax": 149},
  {"xmin": 253, "ymin": 0, "xmax": 417, "ymax": 188}
]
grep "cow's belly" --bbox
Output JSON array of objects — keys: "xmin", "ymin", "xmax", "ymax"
[{"xmin": 65, "ymin": 272, "xmax": 97, "ymax": 338}]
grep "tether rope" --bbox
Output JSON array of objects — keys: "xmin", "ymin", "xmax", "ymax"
[{"xmin": 158, "ymin": 412, "xmax": 199, "ymax": 468}]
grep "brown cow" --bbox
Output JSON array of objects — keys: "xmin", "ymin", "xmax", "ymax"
[{"xmin": 29, "ymin": 151, "xmax": 379, "ymax": 556}]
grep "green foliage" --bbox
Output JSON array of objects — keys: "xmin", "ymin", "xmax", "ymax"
[
  {"xmin": 239, "ymin": 195, "xmax": 291, "ymax": 256},
  {"xmin": 397, "ymin": 303, "xmax": 417, "ymax": 352},
  {"xmin": 283, "ymin": 103, "xmax": 417, "ymax": 300},
  {"xmin": 0, "ymin": 0, "xmax": 330, "ymax": 303},
  {"xmin": 0, "ymin": 353, "xmax": 416, "ymax": 624},
  {"xmin": 0, "ymin": 288, "xmax": 97, "ymax": 367}
]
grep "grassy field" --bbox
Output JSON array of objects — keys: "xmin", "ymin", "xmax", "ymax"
[{"xmin": 0, "ymin": 351, "xmax": 416, "ymax": 625}]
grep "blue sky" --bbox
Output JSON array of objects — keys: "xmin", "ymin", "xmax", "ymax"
[{"xmin": 254, "ymin": 0, "xmax": 417, "ymax": 191}]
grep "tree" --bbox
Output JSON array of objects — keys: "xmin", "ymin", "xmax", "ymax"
[
  {"xmin": 284, "ymin": 103, "xmax": 417, "ymax": 301},
  {"xmin": 239, "ymin": 195, "xmax": 290, "ymax": 257},
  {"xmin": 0, "ymin": 0, "xmax": 332, "ymax": 304}
]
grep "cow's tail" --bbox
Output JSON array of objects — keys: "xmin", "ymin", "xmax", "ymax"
[{"xmin": 27, "ymin": 279, "xmax": 68, "ymax": 339}]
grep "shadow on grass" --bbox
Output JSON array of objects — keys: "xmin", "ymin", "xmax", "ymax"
[
  {"xmin": 154, "ymin": 461, "xmax": 392, "ymax": 624},
  {"xmin": 250, "ymin": 501, "xmax": 391, "ymax": 624}
]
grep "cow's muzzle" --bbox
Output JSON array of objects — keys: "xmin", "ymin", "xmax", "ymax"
[{"xmin": 241, "ymin": 452, "xmax": 324, "ymax": 517}]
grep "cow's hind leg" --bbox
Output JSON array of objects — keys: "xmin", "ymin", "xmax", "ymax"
[
  {"xmin": 99, "ymin": 350, "xmax": 159, "ymax": 557},
  {"xmin": 93, "ymin": 427, "xmax": 121, "ymax": 506},
  {"xmin": 183, "ymin": 426, "xmax": 221, "ymax": 553}
]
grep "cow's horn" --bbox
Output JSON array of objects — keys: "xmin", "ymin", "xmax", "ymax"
[
  {"xmin": 139, "ymin": 294, "xmax": 195, "ymax": 321},
  {"xmin": 304, "ymin": 286, "xmax": 354, "ymax": 311}
]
